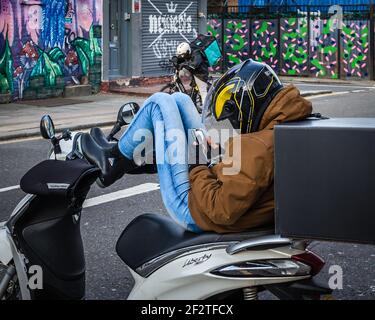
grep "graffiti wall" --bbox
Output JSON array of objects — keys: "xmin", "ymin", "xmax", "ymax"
[
  {"xmin": 224, "ymin": 19, "xmax": 250, "ymax": 69},
  {"xmin": 341, "ymin": 20, "xmax": 369, "ymax": 78},
  {"xmin": 207, "ymin": 15, "xmax": 371, "ymax": 79},
  {"xmin": 280, "ymin": 17, "xmax": 309, "ymax": 76},
  {"xmin": 207, "ymin": 18, "xmax": 222, "ymax": 72},
  {"xmin": 310, "ymin": 18, "xmax": 338, "ymax": 79},
  {"xmin": 251, "ymin": 20, "xmax": 279, "ymax": 72},
  {"xmin": 142, "ymin": 0, "xmax": 198, "ymax": 76},
  {"xmin": 0, "ymin": 0, "xmax": 103, "ymax": 100}
]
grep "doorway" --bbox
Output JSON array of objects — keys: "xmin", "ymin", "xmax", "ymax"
[{"xmin": 108, "ymin": 0, "xmax": 121, "ymax": 77}]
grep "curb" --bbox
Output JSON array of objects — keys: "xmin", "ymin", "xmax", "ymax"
[
  {"xmin": 0, "ymin": 121, "xmax": 116, "ymax": 142},
  {"xmin": 109, "ymin": 89, "xmax": 152, "ymax": 97}
]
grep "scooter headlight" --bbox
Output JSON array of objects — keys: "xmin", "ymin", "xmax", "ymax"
[{"xmin": 211, "ymin": 259, "xmax": 311, "ymax": 278}]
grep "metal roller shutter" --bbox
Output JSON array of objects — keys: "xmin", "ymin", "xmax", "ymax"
[{"xmin": 142, "ymin": 0, "xmax": 199, "ymax": 76}]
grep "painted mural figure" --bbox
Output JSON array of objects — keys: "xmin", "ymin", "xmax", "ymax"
[{"xmin": 0, "ymin": 0, "xmax": 103, "ymax": 100}]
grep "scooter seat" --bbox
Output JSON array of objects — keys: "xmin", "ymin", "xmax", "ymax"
[{"xmin": 116, "ymin": 213, "xmax": 274, "ymax": 273}]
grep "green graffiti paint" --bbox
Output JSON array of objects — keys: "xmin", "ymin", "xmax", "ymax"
[
  {"xmin": 254, "ymin": 21, "xmax": 269, "ymax": 36},
  {"xmin": 0, "ymin": 38, "xmax": 14, "ymax": 94},
  {"xmin": 251, "ymin": 20, "xmax": 279, "ymax": 71},
  {"xmin": 71, "ymin": 26, "xmax": 102, "ymax": 76},
  {"xmin": 30, "ymin": 48, "xmax": 64, "ymax": 87},
  {"xmin": 341, "ymin": 21, "xmax": 369, "ymax": 78},
  {"xmin": 280, "ymin": 17, "xmax": 308, "ymax": 76},
  {"xmin": 310, "ymin": 18, "xmax": 338, "ymax": 79},
  {"xmin": 224, "ymin": 19, "xmax": 249, "ymax": 69},
  {"xmin": 207, "ymin": 15, "xmax": 369, "ymax": 80}
]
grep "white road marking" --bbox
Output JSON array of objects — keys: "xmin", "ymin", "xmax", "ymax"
[
  {"xmin": 83, "ymin": 183, "xmax": 160, "ymax": 209},
  {"xmin": 0, "ymin": 185, "xmax": 20, "ymax": 193},
  {"xmin": 307, "ymin": 91, "xmax": 350, "ymax": 99},
  {"xmin": 285, "ymin": 83, "xmax": 375, "ymax": 90},
  {"xmin": 352, "ymin": 89, "xmax": 366, "ymax": 93}
]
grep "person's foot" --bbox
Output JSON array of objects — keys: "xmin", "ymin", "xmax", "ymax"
[
  {"xmin": 81, "ymin": 133, "xmax": 137, "ymax": 187},
  {"xmin": 89, "ymin": 127, "xmax": 158, "ymax": 175}
]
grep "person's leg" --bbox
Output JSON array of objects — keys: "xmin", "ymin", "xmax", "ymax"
[
  {"xmin": 172, "ymin": 91, "xmax": 204, "ymax": 135},
  {"xmin": 194, "ymin": 76, "xmax": 208, "ymax": 105},
  {"xmin": 118, "ymin": 92, "xmax": 203, "ymax": 233}
]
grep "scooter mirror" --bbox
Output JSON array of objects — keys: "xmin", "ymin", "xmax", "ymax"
[
  {"xmin": 118, "ymin": 102, "xmax": 139, "ymax": 125},
  {"xmin": 40, "ymin": 115, "xmax": 56, "ymax": 140}
]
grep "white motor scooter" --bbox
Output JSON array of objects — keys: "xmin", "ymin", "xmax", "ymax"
[{"xmin": 0, "ymin": 104, "xmax": 332, "ymax": 300}]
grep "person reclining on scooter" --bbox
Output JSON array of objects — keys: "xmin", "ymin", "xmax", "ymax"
[
  {"xmin": 176, "ymin": 42, "xmax": 209, "ymax": 104},
  {"xmin": 81, "ymin": 59, "xmax": 312, "ymax": 233}
]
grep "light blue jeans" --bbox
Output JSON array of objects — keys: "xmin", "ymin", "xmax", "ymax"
[{"xmin": 118, "ymin": 92, "xmax": 203, "ymax": 233}]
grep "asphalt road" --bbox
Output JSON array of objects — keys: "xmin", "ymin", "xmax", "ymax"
[{"xmin": 1, "ymin": 81, "xmax": 375, "ymax": 300}]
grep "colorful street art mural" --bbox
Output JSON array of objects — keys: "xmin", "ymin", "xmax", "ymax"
[
  {"xmin": 207, "ymin": 14, "xmax": 371, "ymax": 80},
  {"xmin": 251, "ymin": 20, "xmax": 279, "ymax": 72},
  {"xmin": 224, "ymin": 19, "xmax": 249, "ymax": 69},
  {"xmin": 0, "ymin": 0, "xmax": 102, "ymax": 100},
  {"xmin": 280, "ymin": 17, "xmax": 309, "ymax": 76},
  {"xmin": 310, "ymin": 18, "xmax": 338, "ymax": 79},
  {"xmin": 207, "ymin": 18, "xmax": 222, "ymax": 72},
  {"xmin": 341, "ymin": 20, "xmax": 369, "ymax": 78}
]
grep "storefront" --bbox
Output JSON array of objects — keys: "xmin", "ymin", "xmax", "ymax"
[{"xmin": 102, "ymin": 0, "xmax": 207, "ymax": 81}]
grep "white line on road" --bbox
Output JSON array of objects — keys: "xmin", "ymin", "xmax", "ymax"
[
  {"xmin": 352, "ymin": 89, "xmax": 366, "ymax": 93},
  {"xmin": 0, "ymin": 182, "xmax": 160, "ymax": 207},
  {"xmin": 285, "ymin": 83, "xmax": 375, "ymax": 90},
  {"xmin": 83, "ymin": 183, "xmax": 160, "ymax": 209},
  {"xmin": 307, "ymin": 91, "xmax": 350, "ymax": 99},
  {"xmin": 0, "ymin": 185, "xmax": 20, "ymax": 193}
]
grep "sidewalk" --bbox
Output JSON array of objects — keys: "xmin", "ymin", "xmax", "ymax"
[
  {"xmin": 0, "ymin": 93, "xmax": 145, "ymax": 142},
  {"xmin": 110, "ymin": 84, "xmax": 165, "ymax": 97},
  {"xmin": 0, "ymin": 87, "xmax": 332, "ymax": 142}
]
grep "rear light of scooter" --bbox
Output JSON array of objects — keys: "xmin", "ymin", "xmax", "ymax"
[
  {"xmin": 211, "ymin": 259, "xmax": 312, "ymax": 278},
  {"xmin": 292, "ymin": 251, "xmax": 325, "ymax": 276}
]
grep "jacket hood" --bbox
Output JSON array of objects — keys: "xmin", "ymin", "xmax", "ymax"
[{"xmin": 259, "ymin": 85, "xmax": 312, "ymax": 131}]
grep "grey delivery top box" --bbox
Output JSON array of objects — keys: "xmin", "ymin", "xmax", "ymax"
[{"xmin": 274, "ymin": 118, "xmax": 375, "ymax": 244}]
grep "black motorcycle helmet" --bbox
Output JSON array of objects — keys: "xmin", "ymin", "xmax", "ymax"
[{"xmin": 202, "ymin": 59, "xmax": 283, "ymax": 134}]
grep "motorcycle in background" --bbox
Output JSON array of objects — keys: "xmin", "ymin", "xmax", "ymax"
[{"xmin": 160, "ymin": 56, "xmax": 212, "ymax": 113}]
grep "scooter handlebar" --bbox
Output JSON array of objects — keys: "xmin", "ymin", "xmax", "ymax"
[{"xmin": 107, "ymin": 122, "xmax": 122, "ymax": 141}]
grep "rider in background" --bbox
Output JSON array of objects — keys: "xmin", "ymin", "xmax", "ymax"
[{"xmin": 176, "ymin": 42, "xmax": 209, "ymax": 104}]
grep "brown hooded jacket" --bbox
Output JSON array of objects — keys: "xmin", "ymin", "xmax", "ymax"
[{"xmin": 188, "ymin": 85, "xmax": 312, "ymax": 233}]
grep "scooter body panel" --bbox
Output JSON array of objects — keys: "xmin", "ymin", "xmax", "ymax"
[
  {"xmin": 0, "ymin": 225, "xmax": 12, "ymax": 265},
  {"xmin": 1, "ymin": 193, "xmax": 35, "ymax": 266},
  {"xmin": 128, "ymin": 245, "xmax": 309, "ymax": 300}
]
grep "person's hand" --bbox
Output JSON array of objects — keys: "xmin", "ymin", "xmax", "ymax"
[
  {"xmin": 188, "ymin": 141, "xmax": 209, "ymax": 172},
  {"xmin": 206, "ymin": 136, "xmax": 220, "ymax": 150}
]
